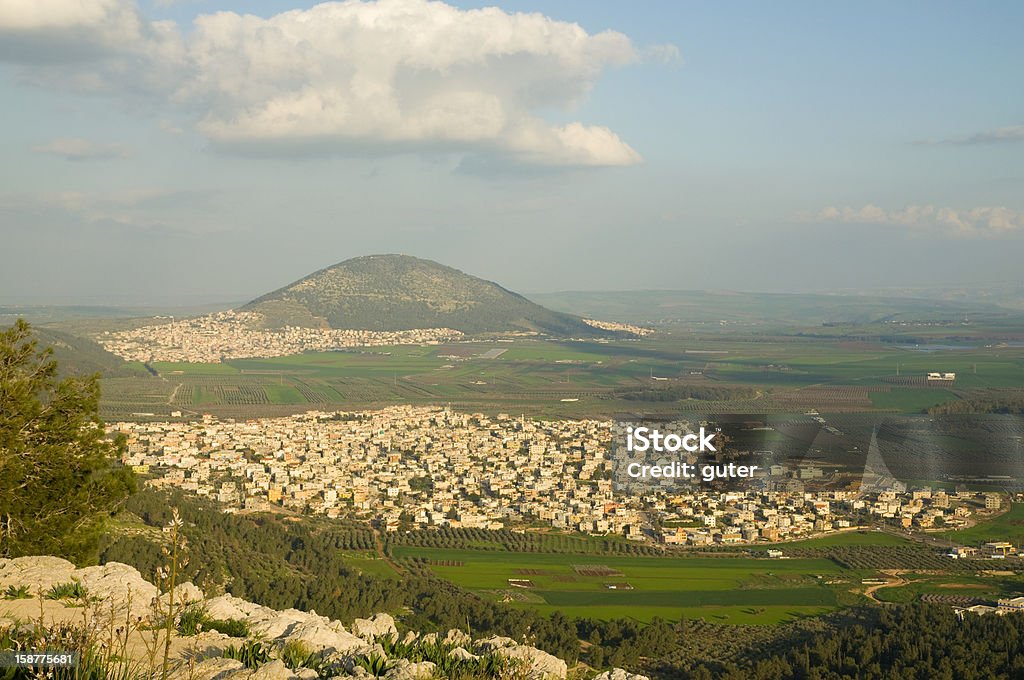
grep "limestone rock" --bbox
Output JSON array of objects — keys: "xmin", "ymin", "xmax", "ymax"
[
  {"xmin": 162, "ymin": 582, "xmax": 204, "ymax": 606},
  {"xmin": 250, "ymin": 660, "xmax": 293, "ymax": 680},
  {"xmin": 205, "ymin": 595, "xmax": 269, "ymax": 622},
  {"xmin": 593, "ymin": 670, "xmax": 650, "ymax": 680},
  {"xmin": 0, "ymin": 556, "xmax": 76, "ymax": 596},
  {"xmin": 474, "ymin": 635, "xmax": 517, "ymax": 652},
  {"xmin": 448, "ymin": 647, "xmax": 478, "ymax": 662},
  {"xmin": 443, "ymin": 629, "xmax": 471, "ymax": 647},
  {"xmin": 496, "ymin": 645, "xmax": 567, "ymax": 680},
  {"xmin": 190, "ymin": 656, "xmax": 248, "ymax": 680},
  {"xmin": 351, "ymin": 613, "xmax": 397, "ymax": 641},
  {"xmin": 284, "ymin": 619, "xmax": 366, "ymax": 654},
  {"xmin": 382, "ymin": 659, "xmax": 435, "ymax": 680}
]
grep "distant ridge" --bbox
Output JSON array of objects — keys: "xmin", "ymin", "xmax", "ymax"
[
  {"xmin": 33, "ymin": 327, "xmax": 136, "ymax": 377},
  {"xmin": 243, "ymin": 254, "xmax": 604, "ymax": 336}
]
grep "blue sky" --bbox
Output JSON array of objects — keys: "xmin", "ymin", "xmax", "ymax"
[{"xmin": 1, "ymin": 0, "xmax": 1021, "ymax": 304}]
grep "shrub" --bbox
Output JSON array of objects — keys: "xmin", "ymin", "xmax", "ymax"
[
  {"xmin": 45, "ymin": 580, "xmax": 89, "ymax": 601},
  {"xmin": 222, "ymin": 639, "xmax": 272, "ymax": 669},
  {"xmin": 206, "ymin": 617, "xmax": 250, "ymax": 638},
  {"xmin": 177, "ymin": 604, "xmax": 210, "ymax": 636}
]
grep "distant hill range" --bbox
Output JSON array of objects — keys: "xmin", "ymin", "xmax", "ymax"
[
  {"xmin": 530, "ymin": 289, "xmax": 1019, "ymax": 328},
  {"xmin": 243, "ymin": 254, "xmax": 604, "ymax": 336}
]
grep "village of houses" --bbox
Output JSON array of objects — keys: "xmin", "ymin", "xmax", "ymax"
[
  {"xmin": 97, "ymin": 310, "xmax": 464, "ymax": 363},
  {"xmin": 112, "ymin": 405, "xmax": 1020, "ymax": 563}
]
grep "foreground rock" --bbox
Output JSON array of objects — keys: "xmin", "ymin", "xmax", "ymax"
[
  {"xmin": 493, "ymin": 644, "xmax": 568, "ymax": 679},
  {"xmin": 0, "ymin": 557, "xmax": 158, "ymax": 621},
  {"xmin": 204, "ymin": 595, "xmax": 367, "ymax": 654},
  {"xmin": 593, "ymin": 670, "xmax": 651, "ymax": 680},
  {"xmin": 1, "ymin": 556, "xmax": 579, "ymax": 680}
]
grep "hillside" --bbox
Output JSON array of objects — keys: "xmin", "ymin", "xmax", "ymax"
[
  {"xmin": 243, "ymin": 255, "xmax": 603, "ymax": 336},
  {"xmin": 33, "ymin": 326, "xmax": 140, "ymax": 377}
]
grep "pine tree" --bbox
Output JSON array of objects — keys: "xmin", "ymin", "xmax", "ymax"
[{"xmin": 0, "ymin": 319, "xmax": 135, "ymax": 563}]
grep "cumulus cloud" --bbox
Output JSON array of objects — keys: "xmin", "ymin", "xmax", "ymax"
[
  {"xmin": 0, "ymin": 0, "xmax": 150, "ymax": 62},
  {"xmin": 810, "ymin": 204, "xmax": 1024, "ymax": 237},
  {"xmin": 32, "ymin": 137, "xmax": 129, "ymax": 160},
  {"xmin": 0, "ymin": 0, "xmax": 651, "ymax": 167},
  {"xmin": 915, "ymin": 124, "xmax": 1024, "ymax": 146}
]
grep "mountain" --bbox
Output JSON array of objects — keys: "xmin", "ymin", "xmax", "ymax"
[{"xmin": 243, "ymin": 254, "xmax": 603, "ymax": 336}]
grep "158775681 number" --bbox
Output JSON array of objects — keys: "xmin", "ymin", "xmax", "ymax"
[{"xmin": 0, "ymin": 651, "xmax": 79, "ymax": 668}]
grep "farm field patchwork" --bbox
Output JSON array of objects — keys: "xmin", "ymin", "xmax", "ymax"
[
  {"xmin": 101, "ymin": 335, "xmax": 1024, "ymax": 420},
  {"xmin": 392, "ymin": 547, "xmax": 847, "ymax": 624}
]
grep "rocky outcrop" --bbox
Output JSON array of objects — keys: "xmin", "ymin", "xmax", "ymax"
[
  {"xmin": 474, "ymin": 635, "xmax": 517, "ymax": 652},
  {"xmin": 593, "ymin": 670, "xmax": 651, "ymax": 680},
  {"xmin": 351, "ymin": 613, "xmax": 397, "ymax": 641},
  {"xmin": 494, "ymin": 644, "xmax": 568, "ymax": 679},
  {"xmin": 203, "ymin": 595, "xmax": 367, "ymax": 654},
  {"xmin": 0, "ymin": 557, "xmax": 158, "ymax": 621},
  {"xmin": 382, "ymin": 659, "xmax": 436, "ymax": 680}
]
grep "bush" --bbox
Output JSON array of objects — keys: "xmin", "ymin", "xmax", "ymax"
[
  {"xmin": 177, "ymin": 604, "xmax": 210, "ymax": 636},
  {"xmin": 206, "ymin": 617, "xmax": 251, "ymax": 638}
]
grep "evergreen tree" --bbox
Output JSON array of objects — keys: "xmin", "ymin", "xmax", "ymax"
[{"xmin": 0, "ymin": 319, "xmax": 135, "ymax": 563}]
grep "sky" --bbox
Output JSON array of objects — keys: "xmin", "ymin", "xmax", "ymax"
[{"xmin": 0, "ymin": 0, "xmax": 1022, "ymax": 305}]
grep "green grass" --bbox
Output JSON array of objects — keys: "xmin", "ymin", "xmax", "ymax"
[
  {"xmin": 152, "ymin": 362, "xmax": 241, "ymax": 375},
  {"xmin": 394, "ymin": 547, "xmax": 845, "ymax": 624},
  {"xmin": 751, "ymin": 531, "xmax": 913, "ymax": 549},
  {"xmin": 868, "ymin": 388, "xmax": 958, "ymax": 412},
  {"xmin": 104, "ymin": 335, "xmax": 1024, "ymax": 418},
  {"xmin": 338, "ymin": 553, "xmax": 400, "ymax": 579},
  {"xmin": 873, "ymin": 572, "xmax": 1024, "ymax": 604},
  {"xmin": 263, "ymin": 384, "xmax": 307, "ymax": 403},
  {"xmin": 941, "ymin": 501, "xmax": 1024, "ymax": 545}
]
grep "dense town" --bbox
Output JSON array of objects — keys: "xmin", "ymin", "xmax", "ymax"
[
  {"xmin": 112, "ymin": 406, "xmax": 1014, "ymax": 553},
  {"xmin": 96, "ymin": 310, "xmax": 463, "ymax": 363}
]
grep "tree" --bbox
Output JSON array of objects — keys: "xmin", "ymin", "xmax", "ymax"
[{"xmin": 0, "ymin": 319, "xmax": 135, "ymax": 563}]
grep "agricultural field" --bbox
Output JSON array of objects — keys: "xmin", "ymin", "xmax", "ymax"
[
  {"xmin": 96, "ymin": 334, "xmax": 1024, "ymax": 419},
  {"xmin": 392, "ymin": 547, "xmax": 849, "ymax": 625},
  {"xmin": 940, "ymin": 503, "xmax": 1024, "ymax": 546},
  {"xmin": 872, "ymin": 571, "xmax": 1024, "ymax": 605},
  {"xmin": 747, "ymin": 530, "xmax": 913, "ymax": 550}
]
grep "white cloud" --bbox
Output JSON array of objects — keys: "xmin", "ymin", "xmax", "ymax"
[
  {"xmin": 32, "ymin": 137, "xmax": 129, "ymax": 160},
  {"xmin": 916, "ymin": 124, "xmax": 1024, "ymax": 146},
  {"xmin": 644, "ymin": 43, "xmax": 682, "ymax": 65},
  {"xmin": 0, "ymin": 0, "xmax": 651, "ymax": 167},
  {"xmin": 0, "ymin": 0, "xmax": 148, "ymax": 61},
  {"xmin": 810, "ymin": 204, "xmax": 1024, "ymax": 237}
]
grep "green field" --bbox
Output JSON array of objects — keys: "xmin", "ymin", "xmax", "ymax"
[
  {"xmin": 942, "ymin": 503, "xmax": 1024, "ymax": 546},
  {"xmin": 873, "ymin": 571, "xmax": 1024, "ymax": 604},
  {"xmin": 750, "ymin": 530, "xmax": 912, "ymax": 550},
  {"xmin": 98, "ymin": 334, "xmax": 1024, "ymax": 420},
  {"xmin": 392, "ymin": 547, "xmax": 847, "ymax": 624}
]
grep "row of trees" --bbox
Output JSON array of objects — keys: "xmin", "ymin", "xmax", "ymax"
[
  {"xmin": 612, "ymin": 384, "xmax": 759, "ymax": 402},
  {"xmin": 387, "ymin": 527, "xmax": 663, "ymax": 556},
  {"xmin": 930, "ymin": 396, "xmax": 1024, "ymax": 415}
]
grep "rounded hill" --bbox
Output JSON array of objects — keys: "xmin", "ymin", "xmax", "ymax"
[{"xmin": 243, "ymin": 254, "xmax": 603, "ymax": 336}]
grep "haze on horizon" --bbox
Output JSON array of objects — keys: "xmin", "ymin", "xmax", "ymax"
[{"xmin": 1, "ymin": 0, "xmax": 1022, "ymax": 306}]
